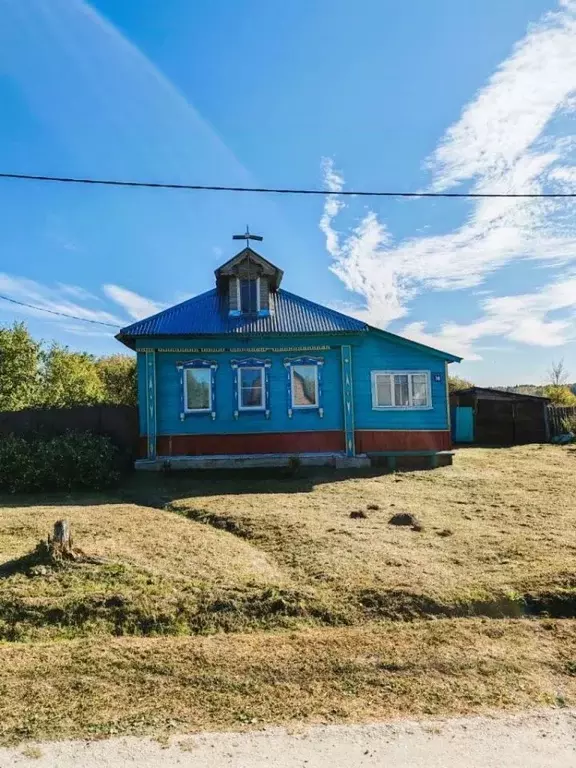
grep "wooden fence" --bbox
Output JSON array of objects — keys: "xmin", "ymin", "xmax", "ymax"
[
  {"xmin": 0, "ymin": 405, "xmax": 139, "ymax": 454},
  {"xmin": 547, "ymin": 406, "xmax": 576, "ymax": 437}
]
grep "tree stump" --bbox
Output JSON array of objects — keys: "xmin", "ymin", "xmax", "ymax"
[
  {"xmin": 28, "ymin": 520, "xmax": 105, "ymax": 570},
  {"xmin": 47, "ymin": 519, "xmax": 74, "ymax": 559}
]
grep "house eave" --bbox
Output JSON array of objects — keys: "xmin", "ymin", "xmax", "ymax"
[{"xmin": 117, "ymin": 329, "xmax": 367, "ymax": 350}]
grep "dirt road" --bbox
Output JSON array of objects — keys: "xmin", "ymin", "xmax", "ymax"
[{"xmin": 1, "ymin": 709, "xmax": 575, "ymax": 767}]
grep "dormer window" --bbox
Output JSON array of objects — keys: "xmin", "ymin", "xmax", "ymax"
[
  {"xmin": 214, "ymin": 245, "xmax": 283, "ymax": 318},
  {"xmin": 240, "ymin": 278, "xmax": 259, "ymax": 313}
]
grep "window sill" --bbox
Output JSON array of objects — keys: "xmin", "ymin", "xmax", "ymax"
[
  {"xmin": 372, "ymin": 405, "xmax": 433, "ymax": 411},
  {"xmin": 235, "ymin": 407, "xmax": 270, "ymax": 420},
  {"xmin": 292, "ymin": 405, "xmax": 320, "ymax": 410},
  {"xmin": 180, "ymin": 410, "xmax": 216, "ymax": 421},
  {"xmin": 238, "ymin": 408, "xmax": 267, "ymax": 412}
]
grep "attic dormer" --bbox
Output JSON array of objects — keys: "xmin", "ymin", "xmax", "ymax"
[{"xmin": 215, "ymin": 247, "xmax": 283, "ymax": 317}]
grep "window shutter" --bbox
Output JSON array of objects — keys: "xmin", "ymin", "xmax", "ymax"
[
  {"xmin": 228, "ymin": 277, "xmax": 239, "ymax": 313},
  {"xmin": 259, "ymin": 276, "xmax": 269, "ymax": 310}
]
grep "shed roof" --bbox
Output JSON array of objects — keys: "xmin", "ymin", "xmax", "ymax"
[{"xmin": 451, "ymin": 387, "xmax": 551, "ymax": 402}]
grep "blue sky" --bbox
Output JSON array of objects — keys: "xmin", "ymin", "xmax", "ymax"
[{"xmin": 0, "ymin": 0, "xmax": 575, "ymax": 384}]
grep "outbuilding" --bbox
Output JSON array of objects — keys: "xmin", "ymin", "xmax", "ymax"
[{"xmin": 450, "ymin": 387, "xmax": 550, "ymax": 445}]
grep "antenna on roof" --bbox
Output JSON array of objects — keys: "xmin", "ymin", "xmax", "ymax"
[{"xmin": 232, "ymin": 225, "xmax": 263, "ymax": 246}]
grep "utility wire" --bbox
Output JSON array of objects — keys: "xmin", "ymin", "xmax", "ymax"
[
  {"xmin": 0, "ymin": 294, "xmax": 120, "ymax": 328},
  {"xmin": 0, "ymin": 171, "xmax": 575, "ymax": 198}
]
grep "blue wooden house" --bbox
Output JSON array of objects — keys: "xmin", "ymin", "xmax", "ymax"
[{"xmin": 117, "ymin": 243, "xmax": 461, "ymax": 469}]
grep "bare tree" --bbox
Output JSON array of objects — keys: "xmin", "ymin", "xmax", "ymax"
[{"xmin": 548, "ymin": 359, "xmax": 569, "ymax": 387}]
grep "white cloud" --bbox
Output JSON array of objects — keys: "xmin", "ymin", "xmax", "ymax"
[
  {"xmin": 0, "ymin": 275, "xmax": 163, "ymax": 336},
  {"xmin": 402, "ymin": 275, "xmax": 576, "ymax": 360},
  {"xmin": 319, "ymin": 1, "xmax": 576, "ymax": 359},
  {"xmin": 0, "ymin": 274, "xmax": 125, "ymax": 328},
  {"xmin": 56, "ymin": 283, "xmax": 100, "ymax": 302},
  {"xmin": 319, "ymin": 157, "xmax": 345, "ymax": 258},
  {"xmin": 102, "ymin": 284, "xmax": 163, "ymax": 320}
]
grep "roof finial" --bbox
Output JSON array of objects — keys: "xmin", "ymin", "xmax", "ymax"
[{"xmin": 232, "ymin": 226, "xmax": 263, "ymax": 247}]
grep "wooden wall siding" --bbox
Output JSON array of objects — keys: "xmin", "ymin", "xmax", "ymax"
[
  {"xmin": 355, "ymin": 430, "xmax": 451, "ymax": 453},
  {"xmin": 259, "ymin": 276, "xmax": 269, "ymax": 310},
  {"xmin": 141, "ymin": 430, "xmax": 345, "ymax": 457},
  {"xmin": 351, "ymin": 334, "xmax": 449, "ymax": 431},
  {"xmin": 136, "ymin": 330, "xmax": 455, "ymax": 448},
  {"xmin": 475, "ymin": 399, "xmax": 547, "ymax": 445},
  {"xmin": 144, "ymin": 342, "xmax": 344, "ymax": 437},
  {"xmin": 236, "ymin": 261, "xmax": 265, "ymax": 280}
]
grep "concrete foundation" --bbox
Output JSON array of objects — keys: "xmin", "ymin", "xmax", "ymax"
[
  {"xmin": 135, "ymin": 452, "xmax": 372, "ymax": 471},
  {"xmin": 368, "ymin": 450, "xmax": 454, "ymax": 470}
]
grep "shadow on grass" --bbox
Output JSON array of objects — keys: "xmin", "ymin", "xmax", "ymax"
[{"xmin": 0, "ymin": 465, "xmax": 395, "ymax": 509}]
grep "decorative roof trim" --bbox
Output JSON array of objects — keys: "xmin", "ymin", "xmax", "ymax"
[{"xmin": 215, "ymin": 247, "xmax": 283, "ymax": 289}]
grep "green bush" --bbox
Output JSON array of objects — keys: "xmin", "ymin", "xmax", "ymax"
[{"xmin": 0, "ymin": 431, "xmax": 121, "ymax": 493}]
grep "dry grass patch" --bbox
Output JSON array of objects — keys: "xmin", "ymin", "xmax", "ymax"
[
  {"xmin": 0, "ymin": 502, "xmax": 281, "ymax": 587},
  {"xmin": 1, "ymin": 447, "xmax": 576, "ymax": 743},
  {"xmin": 0, "ymin": 619, "xmax": 575, "ymax": 744},
  {"xmin": 1, "ymin": 446, "xmax": 576, "ymax": 639},
  {"xmin": 0, "ymin": 502, "xmax": 315, "ymax": 640},
  {"xmin": 166, "ymin": 445, "xmax": 576, "ymax": 616}
]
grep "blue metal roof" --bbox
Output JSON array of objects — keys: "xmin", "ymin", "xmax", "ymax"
[
  {"xmin": 117, "ymin": 288, "xmax": 462, "ymax": 362},
  {"xmin": 117, "ymin": 288, "xmax": 368, "ymax": 341}
]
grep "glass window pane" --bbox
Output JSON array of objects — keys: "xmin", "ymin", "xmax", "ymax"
[
  {"xmin": 292, "ymin": 365, "xmax": 318, "ymax": 406},
  {"xmin": 376, "ymin": 374, "xmax": 392, "ymax": 406},
  {"xmin": 240, "ymin": 279, "xmax": 258, "ymax": 312},
  {"xmin": 185, "ymin": 368, "xmax": 211, "ymax": 410},
  {"xmin": 394, "ymin": 374, "xmax": 410, "ymax": 406},
  {"xmin": 240, "ymin": 367, "xmax": 264, "ymax": 408},
  {"xmin": 411, "ymin": 374, "xmax": 429, "ymax": 406}
]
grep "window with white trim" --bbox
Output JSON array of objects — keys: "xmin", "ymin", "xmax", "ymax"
[
  {"xmin": 238, "ymin": 366, "xmax": 265, "ymax": 410},
  {"xmin": 184, "ymin": 367, "xmax": 212, "ymax": 412},
  {"xmin": 371, "ymin": 371, "xmax": 431, "ymax": 409},
  {"xmin": 291, "ymin": 364, "xmax": 319, "ymax": 408}
]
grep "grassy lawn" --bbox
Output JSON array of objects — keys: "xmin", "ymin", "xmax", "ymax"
[
  {"xmin": 0, "ymin": 445, "xmax": 576, "ymax": 741},
  {"xmin": 1, "ymin": 620, "xmax": 576, "ymax": 744}
]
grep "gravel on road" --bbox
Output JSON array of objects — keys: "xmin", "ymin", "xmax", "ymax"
[{"xmin": 1, "ymin": 709, "xmax": 575, "ymax": 768}]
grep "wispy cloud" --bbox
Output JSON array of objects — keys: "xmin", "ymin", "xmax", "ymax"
[
  {"xmin": 0, "ymin": 274, "xmax": 125, "ymax": 328},
  {"xmin": 103, "ymin": 284, "xmax": 163, "ymax": 320},
  {"xmin": 320, "ymin": 1, "xmax": 576, "ymax": 359},
  {"xmin": 56, "ymin": 283, "xmax": 100, "ymax": 302},
  {"xmin": 0, "ymin": 275, "xmax": 162, "ymax": 334},
  {"xmin": 403, "ymin": 275, "xmax": 576, "ymax": 360}
]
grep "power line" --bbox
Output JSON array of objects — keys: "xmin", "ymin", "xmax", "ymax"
[
  {"xmin": 0, "ymin": 171, "xmax": 574, "ymax": 198},
  {"xmin": 0, "ymin": 294, "xmax": 120, "ymax": 328}
]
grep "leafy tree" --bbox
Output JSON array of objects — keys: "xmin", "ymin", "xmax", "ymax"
[
  {"xmin": 543, "ymin": 384, "xmax": 576, "ymax": 406},
  {"xmin": 96, "ymin": 354, "xmax": 137, "ymax": 406},
  {"xmin": 0, "ymin": 322, "xmax": 41, "ymax": 410},
  {"xmin": 448, "ymin": 375, "xmax": 472, "ymax": 394},
  {"xmin": 40, "ymin": 344, "xmax": 105, "ymax": 408},
  {"xmin": 543, "ymin": 359, "xmax": 576, "ymax": 405}
]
